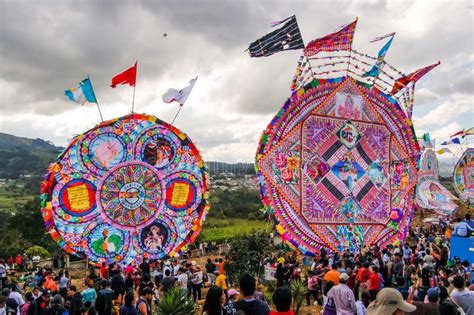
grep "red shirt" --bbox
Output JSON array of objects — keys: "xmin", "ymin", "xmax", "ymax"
[
  {"xmin": 100, "ymin": 266, "xmax": 108, "ymax": 278},
  {"xmin": 270, "ymin": 311, "xmax": 294, "ymax": 315},
  {"xmin": 356, "ymin": 268, "xmax": 370, "ymax": 282},
  {"xmin": 368, "ymin": 272, "xmax": 381, "ymax": 291}
]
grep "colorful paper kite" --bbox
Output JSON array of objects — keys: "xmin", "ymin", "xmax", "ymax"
[
  {"xmin": 453, "ymin": 148, "xmax": 474, "ymax": 205},
  {"xmin": 415, "ymin": 140, "xmax": 458, "ymax": 216},
  {"xmin": 40, "ymin": 113, "xmax": 209, "ymax": 265},
  {"xmin": 256, "ymin": 78, "xmax": 420, "ymax": 254}
]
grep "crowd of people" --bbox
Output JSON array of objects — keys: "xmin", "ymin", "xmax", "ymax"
[{"xmin": 0, "ymin": 213, "xmax": 473, "ymax": 315}]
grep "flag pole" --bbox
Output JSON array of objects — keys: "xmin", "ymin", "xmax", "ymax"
[
  {"xmin": 87, "ymin": 75, "xmax": 104, "ymax": 122},
  {"xmin": 346, "ymin": 17, "xmax": 358, "ymax": 77},
  {"xmin": 171, "ymin": 105, "xmax": 183, "ymax": 125},
  {"xmin": 131, "ymin": 61, "xmax": 137, "ymax": 113}
]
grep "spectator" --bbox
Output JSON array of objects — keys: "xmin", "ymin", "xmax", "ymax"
[
  {"xmin": 110, "ymin": 271, "xmax": 125, "ymax": 303},
  {"xmin": 270, "ymin": 286, "xmax": 293, "ymax": 315},
  {"xmin": 324, "ymin": 264, "xmax": 341, "ymax": 286},
  {"xmin": 160, "ymin": 270, "xmax": 175, "ymax": 294},
  {"xmin": 176, "ymin": 268, "xmax": 188, "ymax": 293},
  {"xmin": 66, "ymin": 286, "xmax": 82, "ymax": 315},
  {"xmin": 8, "ymin": 284, "xmax": 24, "ymax": 314},
  {"xmin": 224, "ymin": 289, "xmax": 239, "ymax": 315},
  {"xmin": 438, "ymin": 286, "xmax": 458, "ymax": 315},
  {"xmin": 306, "ymin": 270, "xmax": 319, "ymax": 306},
  {"xmin": 136, "ymin": 288, "xmax": 152, "ymax": 315},
  {"xmin": 81, "ymin": 281, "xmax": 97, "ymax": 307},
  {"xmin": 119, "ymin": 292, "xmax": 138, "ymax": 315},
  {"xmin": 355, "ymin": 291, "xmax": 370, "ymax": 315},
  {"xmin": 453, "ymin": 217, "xmax": 473, "ymax": 237},
  {"xmin": 407, "ymin": 286, "xmax": 440, "ymax": 315},
  {"xmin": 234, "ymin": 273, "xmax": 270, "ymax": 315},
  {"xmin": 450, "ymin": 275, "xmax": 474, "ymax": 315},
  {"xmin": 49, "ymin": 295, "xmax": 66, "ymax": 315},
  {"xmin": 202, "ymin": 286, "xmax": 225, "ymax": 315},
  {"xmin": 95, "ymin": 280, "xmax": 114, "ymax": 315},
  {"xmin": 20, "ymin": 293, "xmax": 33, "ymax": 315},
  {"xmin": 206, "ymin": 259, "xmax": 217, "ymax": 285},
  {"xmin": 31, "ymin": 289, "xmax": 51, "ymax": 315},
  {"xmin": 215, "ymin": 272, "xmax": 228, "ymax": 296},
  {"xmin": 367, "ymin": 288, "xmax": 416, "ymax": 315},
  {"xmin": 190, "ymin": 266, "xmax": 203, "ymax": 302},
  {"xmin": 327, "ymin": 273, "xmax": 356, "ymax": 315},
  {"xmin": 367, "ymin": 265, "xmax": 381, "ymax": 301}
]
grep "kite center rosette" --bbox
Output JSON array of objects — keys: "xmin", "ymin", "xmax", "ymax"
[{"xmin": 40, "ymin": 113, "xmax": 209, "ymax": 265}]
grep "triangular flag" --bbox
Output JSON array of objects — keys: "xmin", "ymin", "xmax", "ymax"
[
  {"xmin": 162, "ymin": 77, "xmax": 198, "ymax": 105},
  {"xmin": 391, "ymin": 61, "xmax": 440, "ymax": 94},
  {"xmin": 441, "ymin": 138, "xmax": 461, "ymax": 145},
  {"xmin": 436, "ymin": 148, "xmax": 452, "ymax": 155},
  {"xmin": 363, "ymin": 33, "xmax": 395, "ymax": 78}
]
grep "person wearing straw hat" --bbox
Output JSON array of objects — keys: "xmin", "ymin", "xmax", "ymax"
[{"xmin": 367, "ymin": 288, "xmax": 416, "ymax": 315}]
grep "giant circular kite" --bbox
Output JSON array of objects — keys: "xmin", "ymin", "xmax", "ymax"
[
  {"xmin": 256, "ymin": 77, "xmax": 420, "ymax": 254},
  {"xmin": 453, "ymin": 148, "xmax": 474, "ymax": 205},
  {"xmin": 40, "ymin": 113, "xmax": 209, "ymax": 265}
]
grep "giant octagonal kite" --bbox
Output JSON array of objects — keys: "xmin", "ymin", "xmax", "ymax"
[
  {"xmin": 256, "ymin": 77, "xmax": 420, "ymax": 254},
  {"xmin": 40, "ymin": 113, "xmax": 209, "ymax": 265}
]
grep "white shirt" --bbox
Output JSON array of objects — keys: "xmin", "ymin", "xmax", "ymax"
[
  {"xmin": 8, "ymin": 291, "xmax": 24, "ymax": 315},
  {"xmin": 177, "ymin": 273, "xmax": 188, "ymax": 289},
  {"xmin": 355, "ymin": 301, "xmax": 367, "ymax": 315},
  {"xmin": 327, "ymin": 284, "xmax": 357, "ymax": 315}
]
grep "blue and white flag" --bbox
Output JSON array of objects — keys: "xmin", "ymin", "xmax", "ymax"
[
  {"xmin": 65, "ymin": 78, "xmax": 97, "ymax": 105},
  {"xmin": 363, "ymin": 33, "xmax": 395, "ymax": 78},
  {"xmin": 441, "ymin": 137, "xmax": 461, "ymax": 145}
]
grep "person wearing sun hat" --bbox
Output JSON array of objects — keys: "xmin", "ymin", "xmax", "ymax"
[{"xmin": 367, "ymin": 288, "xmax": 416, "ymax": 315}]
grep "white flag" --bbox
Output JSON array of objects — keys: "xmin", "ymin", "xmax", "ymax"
[{"xmin": 162, "ymin": 77, "xmax": 198, "ymax": 105}]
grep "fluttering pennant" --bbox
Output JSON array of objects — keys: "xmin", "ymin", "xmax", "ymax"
[
  {"xmin": 363, "ymin": 33, "xmax": 395, "ymax": 77},
  {"xmin": 441, "ymin": 138, "xmax": 461, "ymax": 145},
  {"xmin": 65, "ymin": 78, "xmax": 97, "ymax": 105},
  {"xmin": 436, "ymin": 148, "xmax": 452, "ymax": 155},
  {"xmin": 304, "ymin": 18, "xmax": 358, "ymax": 57},
  {"xmin": 421, "ymin": 133, "xmax": 430, "ymax": 143},
  {"xmin": 111, "ymin": 62, "xmax": 137, "ymax": 88},
  {"xmin": 247, "ymin": 15, "xmax": 305, "ymax": 58},
  {"xmin": 451, "ymin": 127, "xmax": 474, "ymax": 138},
  {"xmin": 391, "ymin": 61, "xmax": 440, "ymax": 94},
  {"xmin": 370, "ymin": 32, "xmax": 396, "ymax": 43},
  {"xmin": 162, "ymin": 77, "xmax": 198, "ymax": 105}
]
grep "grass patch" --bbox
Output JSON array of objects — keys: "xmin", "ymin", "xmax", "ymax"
[{"xmin": 199, "ymin": 217, "xmax": 270, "ymax": 243}]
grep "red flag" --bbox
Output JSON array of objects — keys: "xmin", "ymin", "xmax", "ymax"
[
  {"xmin": 450, "ymin": 130, "xmax": 465, "ymax": 138},
  {"xmin": 391, "ymin": 61, "xmax": 440, "ymax": 94},
  {"xmin": 111, "ymin": 62, "xmax": 137, "ymax": 88},
  {"xmin": 304, "ymin": 18, "xmax": 358, "ymax": 57}
]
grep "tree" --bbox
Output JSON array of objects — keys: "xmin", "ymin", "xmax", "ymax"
[
  {"xmin": 224, "ymin": 231, "xmax": 273, "ymax": 284},
  {"xmin": 25, "ymin": 246, "xmax": 50, "ymax": 259}
]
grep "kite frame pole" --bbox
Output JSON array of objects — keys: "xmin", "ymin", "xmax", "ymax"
[
  {"xmin": 171, "ymin": 104, "xmax": 183, "ymax": 124},
  {"xmin": 131, "ymin": 60, "xmax": 138, "ymax": 113},
  {"xmin": 87, "ymin": 75, "xmax": 104, "ymax": 122}
]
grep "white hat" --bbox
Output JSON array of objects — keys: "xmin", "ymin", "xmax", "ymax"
[
  {"xmin": 367, "ymin": 288, "xmax": 416, "ymax": 314},
  {"xmin": 191, "ymin": 261, "xmax": 196, "ymax": 266},
  {"xmin": 339, "ymin": 273, "xmax": 349, "ymax": 281}
]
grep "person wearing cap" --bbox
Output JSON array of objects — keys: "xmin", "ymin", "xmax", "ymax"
[
  {"xmin": 326, "ymin": 273, "xmax": 356, "ymax": 315},
  {"xmin": 407, "ymin": 285, "xmax": 440, "ymax": 315},
  {"xmin": 367, "ymin": 288, "xmax": 416, "ymax": 315},
  {"xmin": 224, "ymin": 289, "xmax": 239, "ymax": 315},
  {"xmin": 190, "ymin": 266, "xmax": 203, "ymax": 302}
]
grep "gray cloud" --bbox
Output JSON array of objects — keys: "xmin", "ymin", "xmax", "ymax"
[{"xmin": 0, "ymin": 0, "xmax": 473, "ymax": 161}]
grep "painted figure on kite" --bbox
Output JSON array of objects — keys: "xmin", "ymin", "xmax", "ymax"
[
  {"xmin": 253, "ymin": 17, "xmax": 439, "ymax": 254},
  {"xmin": 453, "ymin": 148, "xmax": 474, "ymax": 205},
  {"xmin": 40, "ymin": 113, "xmax": 209, "ymax": 265}
]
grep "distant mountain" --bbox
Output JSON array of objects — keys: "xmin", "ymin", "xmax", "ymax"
[{"xmin": 0, "ymin": 133, "xmax": 62, "ymax": 179}]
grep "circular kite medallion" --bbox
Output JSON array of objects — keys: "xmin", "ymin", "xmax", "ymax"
[{"xmin": 40, "ymin": 113, "xmax": 209, "ymax": 265}]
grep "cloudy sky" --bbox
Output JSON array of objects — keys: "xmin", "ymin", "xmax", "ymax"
[{"xmin": 0, "ymin": 0, "xmax": 472, "ymax": 169}]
